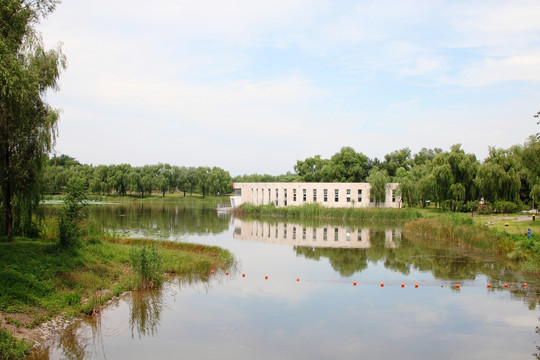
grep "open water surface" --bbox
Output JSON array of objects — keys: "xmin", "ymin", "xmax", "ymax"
[{"xmin": 32, "ymin": 203, "xmax": 540, "ymax": 359}]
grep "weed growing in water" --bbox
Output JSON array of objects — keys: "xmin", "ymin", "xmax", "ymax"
[{"xmin": 130, "ymin": 245, "xmax": 163, "ymax": 290}]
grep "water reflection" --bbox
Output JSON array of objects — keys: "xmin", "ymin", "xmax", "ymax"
[
  {"xmin": 32, "ymin": 288, "xmax": 166, "ymax": 360},
  {"xmin": 232, "ymin": 218, "xmax": 401, "ymax": 249},
  {"xmin": 45, "ymin": 203, "xmax": 231, "ymax": 239},
  {"xmin": 33, "ymin": 204, "xmax": 540, "ymax": 359},
  {"xmin": 129, "ymin": 290, "xmax": 163, "ymax": 338}
]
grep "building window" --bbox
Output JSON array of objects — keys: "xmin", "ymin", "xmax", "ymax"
[
  {"xmin": 302, "ymin": 227, "xmax": 306, "ymax": 240},
  {"xmin": 346, "ymin": 228, "xmax": 351, "ymax": 241},
  {"xmin": 358, "ymin": 231, "xmax": 362, "ymax": 241},
  {"xmin": 284, "ymin": 189, "xmax": 288, "ymax": 206},
  {"xmin": 293, "ymin": 227, "xmax": 296, "ymax": 240},
  {"xmin": 275, "ymin": 189, "xmax": 279, "ymax": 206},
  {"xmin": 323, "ymin": 228, "xmax": 328, "ymax": 241},
  {"xmin": 334, "ymin": 228, "xmax": 339, "ymax": 241},
  {"xmin": 346, "ymin": 189, "xmax": 351, "ymax": 202},
  {"xmin": 324, "ymin": 189, "xmax": 328, "ymax": 202},
  {"xmin": 313, "ymin": 189, "xmax": 317, "ymax": 202},
  {"xmin": 275, "ymin": 227, "xmax": 278, "ymax": 238},
  {"xmin": 392, "ymin": 190, "xmax": 396, "ymax": 202},
  {"xmin": 293, "ymin": 189, "xmax": 297, "ymax": 201},
  {"xmin": 312, "ymin": 228, "xmax": 317, "ymax": 241},
  {"xmin": 358, "ymin": 189, "xmax": 362, "ymax": 202},
  {"xmin": 303, "ymin": 189, "xmax": 307, "ymax": 201},
  {"xmin": 268, "ymin": 189, "xmax": 271, "ymax": 202},
  {"xmin": 335, "ymin": 189, "xmax": 339, "ymax": 202}
]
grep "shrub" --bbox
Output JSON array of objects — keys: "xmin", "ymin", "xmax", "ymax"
[
  {"xmin": 130, "ymin": 245, "xmax": 163, "ymax": 290},
  {"xmin": 58, "ymin": 177, "xmax": 88, "ymax": 249},
  {"xmin": 493, "ymin": 201, "xmax": 519, "ymax": 214},
  {"xmin": 0, "ymin": 327, "xmax": 32, "ymax": 360}
]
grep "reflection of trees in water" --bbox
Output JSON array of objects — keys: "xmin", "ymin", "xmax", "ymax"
[
  {"xmin": 87, "ymin": 204, "xmax": 230, "ymax": 238},
  {"xmin": 129, "ymin": 289, "xmax": 163, "ymax": 338},
  {"xmin": 40, "ymin": 314, "xmax": 106, "ymax": 360},
  {"xmin": 295, "ymin": 228, "xmax": 531, "ymax": 285},
  {"xmin": 296, "ymin": 247, "xmax": 368, "ymax": 277}
]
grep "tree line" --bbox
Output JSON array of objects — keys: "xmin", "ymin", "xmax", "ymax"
[
  {"xmin": 44, "ymin": 156, "xmax": 233, "ymax": 198},
  {"xmin": 293, "ymin": 137, "xmax": 540, "ymax": 212}
]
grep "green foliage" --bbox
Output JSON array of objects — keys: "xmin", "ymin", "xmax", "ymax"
[
  {"xmin": 58, "ymin": 177, "xmax": 87, "ymax": 248},
  {"xmin": 129, "ymin": 245, "xmax": 163, "ymax": 290},
  {"xmin": 0, "ymin": 327, "xmax": 32, "ymax": 360},
  {"xmin": 493, "ymin": 201, "xmax": 519, "ymax": 214},
  {"xmin": 0, "ymin": 0, "xmax": 65, "ymax": 239},
  {"xmin": 366, "ymin": 168, "xmax": 390, "ymax": 205},
  {"xmin": 237, "ymin": 202, "xmax": 422, "ymax": 221}
]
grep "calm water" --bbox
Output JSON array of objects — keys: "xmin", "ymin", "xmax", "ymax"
[{"xmin": 33, "ymin": 203, "xmax": 540, "ymax": 359}]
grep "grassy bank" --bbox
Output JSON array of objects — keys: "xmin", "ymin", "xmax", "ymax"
[
  {"xmin": 235, "ymin": 203, "xmax": 422, "ymax": 221},
  {"xmin": 0, "ymin": 232, "xmax": 233, "ymax": 358},
  {"xmin": 404, "ymin": 213, "xmax": 540, "ymax": 273}
]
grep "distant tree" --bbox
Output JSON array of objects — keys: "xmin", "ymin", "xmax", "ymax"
[
  {"xmin": 321, "ymin": 147, "xmax": 369, "ymax": 182},
  {"xmin": 294, "ymin": 155, "xmax": 327, "ymax": 182},
  {"xmin": 0, "ymin": 0, "xmax": 66, "ymax": 238},
  {"xmin": 367, "ymin": 168, "xmax": 390, "ymax": 206},
  {"xmin": 382, "ymin": 148, "xmax": 412, "ymax": 178},
  {"xmin": 197, "ymin": 167, "xmax": 210, "ymax": 198},
  {"xmin": 208, "ymin": 167, "xmax": 232, "ymax": 195},
  {"xmin": 49, "ymin": 154, "xmax": 80, "ymax": 167},
  {"xmin": 413, "ymin": 147, "xmax": 442, "ymax": 166}
]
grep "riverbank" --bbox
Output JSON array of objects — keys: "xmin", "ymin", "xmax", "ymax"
[{"xmin": 0, "ymin": 233, "xmax": 234, "ymax": 359}]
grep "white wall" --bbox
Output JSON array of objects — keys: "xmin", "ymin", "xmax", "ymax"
[{"xmin": 231, "ymin": 182, "xmax": 401, "ymax": 208}]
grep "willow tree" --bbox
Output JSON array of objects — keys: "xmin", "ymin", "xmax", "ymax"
[
  {"xmin": 0, "ymin": 0, "xmax": 65, "ymax": 238},
  {"xmin": 367, "ymin": 168, "xmax": 390, "ymax": 206}
]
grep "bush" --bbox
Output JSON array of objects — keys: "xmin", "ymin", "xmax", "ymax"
[
  {"xmin": 58, "ymin": 178, "xmax": 87, "ymax": 249},
  {"xmin": 0, "ymin": 327, "xmax": 32, "ymax": 360},
  {"xmin": 130, "ymin": 245, "xmax": 162, "ymax": 290},
  {"xmin": 493, "ymin": 201, "xmax": 519, "ymax": 214}
]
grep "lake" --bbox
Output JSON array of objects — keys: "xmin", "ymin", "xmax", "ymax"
[{"xmin": 32, "ymin": 203, "xmax": 540, "ymax": 359}]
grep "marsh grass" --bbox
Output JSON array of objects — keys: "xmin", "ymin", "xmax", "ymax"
[
  {"xmin": 404, "ymin": 215, "xmax": 540, "ymax": 273},
  {"xmin": 236, "ymin": 203, "xmax": 422, "ymax": 221}
]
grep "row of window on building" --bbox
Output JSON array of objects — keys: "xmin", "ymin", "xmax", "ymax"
[{"xmin": 254, "ymin": 188, "xmax": 396, "ymax": 205}]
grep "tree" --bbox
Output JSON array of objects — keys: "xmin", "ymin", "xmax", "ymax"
[
  {"xmin": 197, "ymin": 167, "xmax": 210, "ymax": 198},
  {"xmin": 367, "ymin": 168, "xmax": 390, "ymax": 206},
  {"xmin": 58, "ymin": 177, "xmax": 87, "ymax": 248},
  {"xmin": 294, "ymin": 155, "xmax": 327, "ymax": 182},
  {"xmin": 321, "ymin": 147, "xmax": 369, "ymax": 182},
  {"xmin": 382, "ymin": 148, "xmax": 412, "ymax": 178},
  {"xmin": 0, "ymin": 0, "xmax": 65, "ymax": 238}
]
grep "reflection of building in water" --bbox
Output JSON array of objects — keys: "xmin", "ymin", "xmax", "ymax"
[
  {"xmin": 232, "ymin": 219, "xmax": 401, "ymax": 249},
  {"xmin": 230, "ymin": 182, "xmax": 401, "ymax": 209}
]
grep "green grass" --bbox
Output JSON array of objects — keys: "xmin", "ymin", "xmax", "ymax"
[
  {"xmin": 0, "ymin": 225, "xmax": 233, "ymax": 359},
  {"xmin": 236, "ymin": 202, "xmax": 422, "ymax": 221},
  {"xmin": 404, "ymin": 213, "xmax": 540, "ymax": 273}
]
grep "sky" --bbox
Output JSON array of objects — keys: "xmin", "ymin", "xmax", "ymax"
[{"xmin": 39, "ymin": 0, "xmax": 540, "ymax": 176}]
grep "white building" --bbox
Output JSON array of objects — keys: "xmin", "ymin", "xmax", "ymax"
[{"xmin": 230, "ymin": 182, "xmax": 401, "ymax": 209}]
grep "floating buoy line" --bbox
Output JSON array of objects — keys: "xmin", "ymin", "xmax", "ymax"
[{"xmin": 209, "ymin": 271, "xmax": 532, "ymax": 291}]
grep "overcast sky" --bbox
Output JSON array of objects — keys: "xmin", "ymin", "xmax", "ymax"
[{"xmin": 39, "ymin": 0, "xmax": 540, "ymax": 176}]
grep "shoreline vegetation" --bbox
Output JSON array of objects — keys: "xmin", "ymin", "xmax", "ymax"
[
  {"xmin": 235, "ymin": 202, "xmax": 540, "ymax": 273},
  {"xmin": 0, "ymin": 208, "xmax": 234, "ymax": 359}
]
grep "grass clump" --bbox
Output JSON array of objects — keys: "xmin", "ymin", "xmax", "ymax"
[
  {"xmin": 0, "ymin": 327, "xmax": 32, "ymax": 360},
  {"xmin": 130, "ymin": 245, "xmax": 162, "ymax": 290}
]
